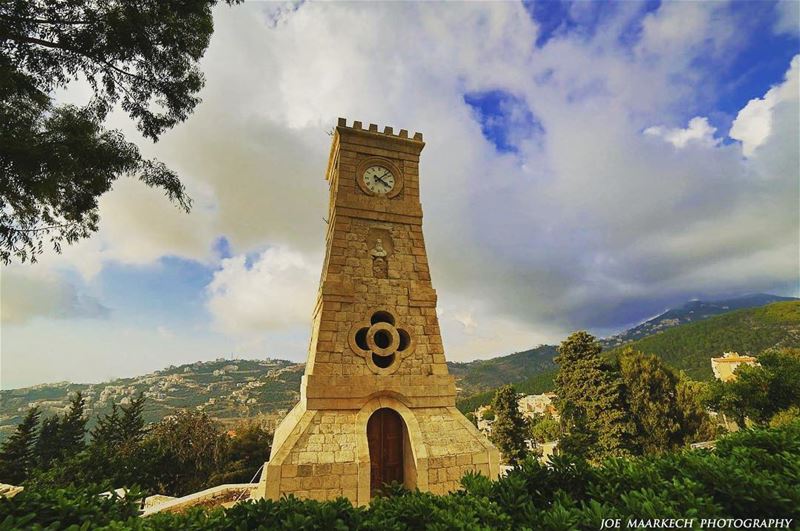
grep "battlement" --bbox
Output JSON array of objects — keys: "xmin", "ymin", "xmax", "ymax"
[{"xmin": 336, "ymin": 117, "xmax": 423, "ymax": 142}]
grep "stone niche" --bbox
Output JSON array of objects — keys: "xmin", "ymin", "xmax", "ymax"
[{"xmin": 253, "ymin": 118, "xmax": 500, "ymax": 506}]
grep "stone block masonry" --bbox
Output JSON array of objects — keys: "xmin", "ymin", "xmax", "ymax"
[{"xmin": 254, "ymin": 119, "xmax": 500, "ymax": 506}]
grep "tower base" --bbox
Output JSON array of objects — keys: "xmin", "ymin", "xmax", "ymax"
[{"xmin": 254, "ymin": 395, "xmax": 500, "ymax": 506}]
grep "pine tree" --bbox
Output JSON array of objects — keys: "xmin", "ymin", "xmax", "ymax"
[
  {"xmin": 0, "ymin": 407, "xmax": 40, "ymax": 484},
  {"xmin": 618, "ymin": 348, "xmax": 683, "ymax": 454},
  {"xmin": 35, "ymin": 415, "xmax": 62, "ymax": 468},
  {"xmin": 60, "ymin": 392, "xmax": 87, "ymax": 457},
  {"xmin": 119, "ymin": 393, "xmax": 146, "ymax": 442},
  {"xmin": 489, "ymin": 385, "xmax": 529, "ymax": 466},
  {"xmin": 91, "ymin": 404, "xmax": 122, "ymax": 447},
  {"xmin": 675, "ymin": 378, "xmax": 716, "ymax": 443},
  {"xmin": 555, "ymin": 331, "xmax": 635, "ymax": 461}
]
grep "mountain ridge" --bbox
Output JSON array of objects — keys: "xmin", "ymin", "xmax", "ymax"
[
  {"xmin": 599, "ymin": 293, "xmax": 797, "ymax": 348},
  {"xmin": 3, "ymin": 294, "xmax": 796, "ymax": 440}
]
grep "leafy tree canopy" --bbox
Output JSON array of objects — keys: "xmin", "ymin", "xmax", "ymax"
[
  {"xmin": 705, "ymin": 347, "xmax": 800, "ymax": 428},
  {"xmin": 528, "ymin": 414, "xmax": 559, "ymax": 444},
  {"xmin": 0, "ymin": 0, "xmax": 239, "ymax": 263}
]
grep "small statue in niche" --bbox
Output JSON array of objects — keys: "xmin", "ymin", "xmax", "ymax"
[{"xmin": 370, "ymin": 238, "xmax": 389, "ymax": 278}]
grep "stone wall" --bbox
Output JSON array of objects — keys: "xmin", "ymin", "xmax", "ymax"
[{"xmin": 256, "ymin": 119, "xmax": 500, "ymax": 505}]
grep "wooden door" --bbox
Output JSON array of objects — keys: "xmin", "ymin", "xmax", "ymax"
[{"xmin": 367, "ymin": 408, "xmax": 404, "ymax": 494}]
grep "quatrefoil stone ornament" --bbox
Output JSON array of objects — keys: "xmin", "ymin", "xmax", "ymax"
[{"xmin": 349, "ymin": 309, "xmax": 415, "ymax": 374}]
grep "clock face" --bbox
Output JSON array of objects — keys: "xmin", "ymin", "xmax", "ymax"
[{"xmin": 362, "ymin": 166, "xmax": 395, "ymax": 195}]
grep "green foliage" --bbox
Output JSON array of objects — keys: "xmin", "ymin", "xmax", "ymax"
[
  {"xmin": 448, "ymin": 345, "xmax": 557, "ymax": 397},
  {"xmin": 5, "ymin": 423, "xmax": 799, "ymax": 530},
  {"xmin": 771, "ymin": 406, "xmax": 800, "ymax": 428},
  {"xmin": 32, "ymin": 392, "xmax": 88, "ymax": 471},
  {"xmin": 555, "ymin": 332, "xmax": 635, "ymax": 461},
  {"xmin": 611, "ymin": 302, "xmax": 800, "ymax": 380},
  {"xmin": 619, "ymin": 348, "xmax": 682, "ymax": 453},
  {"xmin": 456, "ymin": 369, "xmax": 556, "ymax": 414},
  {"xmin": 705, "ymin": 347, "xmax": 800, "ymax": 428},
  {"xmin": 208, "ymin": 421, "xmax": 272, "ymax": 485},
  {"xmin": 14, "ymin": 393, "xmax": 272, "ymax": 498},
  {"xmin": 119, "ymin": 392, "xmax": 147, "ymax": 443},
  {"xmin": 529, "ymin": 414, "xmax": 560, "ymax": 444},
  {"xmin": 140, "ymin": 410, "xmax": 231, "ymax": 496},
  {"xmin": 0, "ymin": 0, "xmax": 241, "ymax": 263},
  {"xmin": 674, "ymin": 378, "xmax": 718, "ymax": 444},
  {"xmin": 0, "ymin": 359, "xmax": 302, "ymax": 443},
  {"xmin": 0, "ymin": 406, "xmax": 40, "ymax": 484},
  {"xmin": 60, "ymin": 392, "xmax": 87, "ymax": 456},
  {"xmin": 0, "ymin": 484, "xmax": 142, "ymax": 530},
  {"xmin": 91, "ymin": 403, "xmax": 122, "ymax": 447},
  {"xmin": 618, "ymin": 349, "xmax": 716, "ymax": 454},
  {"xmin": 490, "ymin": 386, "xmax": 529, "ymax": 466},
  {"xmin": 34, "ymin": 415, "xmax": 62, "ymax": 470}
]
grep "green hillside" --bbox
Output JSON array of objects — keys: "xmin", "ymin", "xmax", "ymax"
[
  {"xmin": 456, "ymin": 368, "xmax": 557, "ymax": 413},
  {"xmin": 612, "ymin": 301, "xmax": 800, "ymax": 380},
  {"xmin": 456, "ymin": 301, "xmax": 800, "ymax": 413},
  {"xmin": 0, "ymin": 359, "xmax": 302, "ymax": 443},
  {"xmin": 448, "ymin": 345, "xmax": 556, "ymax": 396}
]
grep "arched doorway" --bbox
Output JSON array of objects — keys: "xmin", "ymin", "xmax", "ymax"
[{"xmin": 367, "ymin": 408, "xmax": 404, "ymax": 494}]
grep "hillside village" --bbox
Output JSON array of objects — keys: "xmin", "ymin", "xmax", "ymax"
[{"xmin": 0, "ymin": 358, "xmax": 302, "ymax": 441}]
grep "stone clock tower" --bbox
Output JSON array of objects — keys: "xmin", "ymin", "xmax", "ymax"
[{"xmin": 254, "ymin": 118, "xmax": 500, "ymax": 505}]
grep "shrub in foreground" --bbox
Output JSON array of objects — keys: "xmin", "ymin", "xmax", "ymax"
[{"xmin": 2, "ymin": 422, "xmax": 798, "ymax": 530}]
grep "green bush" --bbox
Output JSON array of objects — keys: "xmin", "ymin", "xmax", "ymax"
[
  {"xmin": 2, "ymin": 422, "xmax": 798, "ymax": 530},
  {"xmin": 0, "ymin": 485, "xmax": 142, "ymax": 530}
]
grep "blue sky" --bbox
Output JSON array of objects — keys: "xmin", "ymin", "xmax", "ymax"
[{"xmin": 2, "ymin": 0, "xmax": 798, "ymax": 388}]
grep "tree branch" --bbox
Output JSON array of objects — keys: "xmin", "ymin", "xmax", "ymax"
[
  {"xmin": 3, "ymin": 221, "xmax": 81, "ymax": 234},
  {"xmin": 0, "ymin": 14, "xmax": 91, "ymax": 25},
  {"xmin": 1, "ymin": 32, "xmax": 151, "ymax": 84}
]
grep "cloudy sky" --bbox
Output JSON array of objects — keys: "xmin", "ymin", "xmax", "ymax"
[{"xmin": 2, "ymin": 0, "xmax": 799, "ymax": 389}]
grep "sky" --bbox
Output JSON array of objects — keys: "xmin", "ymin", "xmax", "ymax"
[{"xmin": 2, "ymin": 0, "xmax": 799, "ymax": 389}]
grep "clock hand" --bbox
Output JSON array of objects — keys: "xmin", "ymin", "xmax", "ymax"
[{"xmin": 374, "ymin": 175, "xmax": 389, "ymax": 186}]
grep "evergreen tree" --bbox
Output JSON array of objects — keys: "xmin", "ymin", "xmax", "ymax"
[
  {"xmin": 0, "ymin": 407, "xmax": 40, "ymax": 484},
  {"xmin": 489, "ymin": 385, "xmax": 529, "ymax": 466},
  {"xmin": 119, "ymin": 393, "xmax": 146, "ymax": 442},
  {"xmin": 35, "ymin": 415, "xmax": 61, "ymax": 469},
  {"xmin": 618, "ymin": 348, "xmax": 684, "ymax": 454},
  {"xmin": 675, "ymin": 378, "xmax": 717, "ymax": 443},
  {"xmin": 555, "ymin": 331, "xmax": 635, "ymax": 460},
  {"xmin": 91, "ymin": 404, "xmax": 122, "ymax": 447},
  {"xmin": 60, "ymin": 392, "xmax": 87, "ymax": 457}
]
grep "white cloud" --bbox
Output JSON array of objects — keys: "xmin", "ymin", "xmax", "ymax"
[
  {"xmin": 453, "ymin": 311, "xmax": 478, "ymax": 335},
  {"xmin": 4, "ymin": 2, "xmax": 798, "ymax": 384},
  {"xmin": 730, "ymin": 55, "xmax": 799, "ymax": 157},
  {"xmin": 774, "ymin": 0, "xmax": 800, "ymax": 36},
  {"xmin": 206, "ymin": 246, "xmax": 319, "ymax": 335},
  {"xmin": 644, "ymin": 117, "xmax": 720, "ymax": 149},
  {"xmin": 156, "ymin": 326, "xmax": 175, "ymax": 339},
  {"xmin": 1, "ymin": 268, "xmax": 109, "ymax": 325}
]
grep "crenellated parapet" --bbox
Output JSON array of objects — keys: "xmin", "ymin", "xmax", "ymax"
[{"xmin": 336, "ymin": 117, "xmax": 424, "ymax": 142}]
